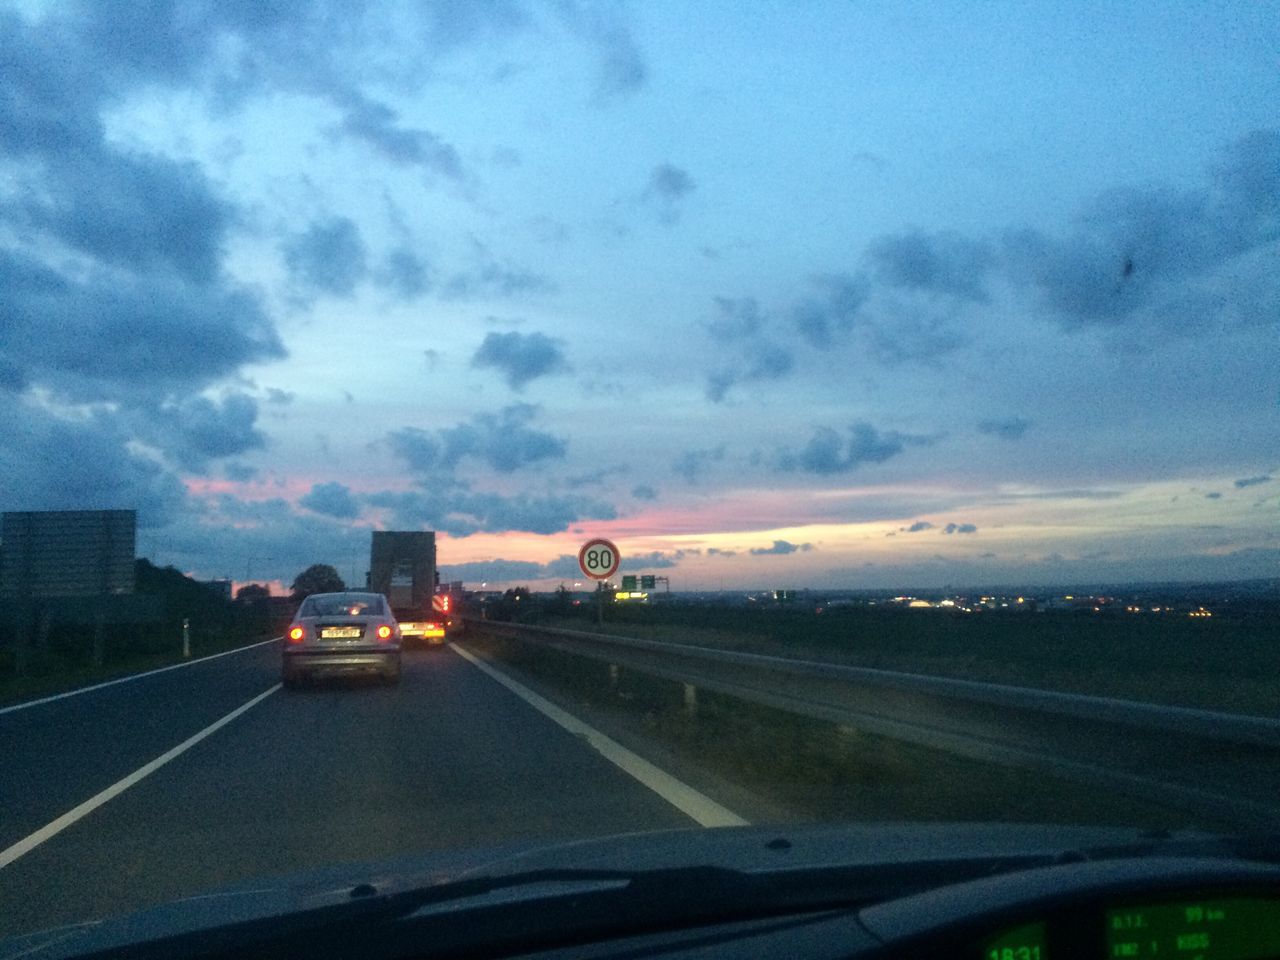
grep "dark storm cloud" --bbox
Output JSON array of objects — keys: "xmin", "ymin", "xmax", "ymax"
[
  {"xmin": 333, "ymin": 95, "xmax": 464, "ymax": 180},
  {"xmin": 0, "ymin": 397, "xmax": 188, "ymax": 526},
  {"xmin": 367, "ymin": 487, "xmax": 614, "ymax": 537},
  {"xmin": 299, "ymin": 482, "xmax": 360, "ymax": 519},
  {"xmin": 673, "ymin": 446, "xmax": 725, "ymax": 484},
  {"xmin": 377, "ymin": 248, "xmax": 432, "ymax": 300},
  {"xmin": 792, "ymin": 273, "xmax": 870, "ymax": 348},
  {"xmin": 388, "ymin": 404, "xmax": 567, "ymax": 475},
  {"xmin": 1004, "ymin": 130, "xmax": 1280, "ymax": 329},
  {"xmin": 471, "ymin": 331, "xmax": 570, "ymax": 389},
  {"xmin": 749, "ymin": 540, "xmax": 813, "ymax": 556},
  {"xmin": 867, "ymin": 229, "xmax": 994, "ymax": 302},
  {"xmin": 0, "ymin": 250, "xmax": 284, "ymax": 403},
  {"xmin": 282, "ymin": 217, "xmax": 368, "ymax": 297},
  {"xmin": 145, "ymin": 393, "xmax": 267, "ymax": 470},
  {"xmin": 1234, "ymin": 475, "xmax": 1273, "ymax": 489},
  {"xmin": 977, "ymin": 417, "xmax": 1033, "ymax": 441},
  {"xmin": 779, "ymin": 422, "xmax": 934, "ymax": 475},
  {"xmin": 942, "ymin": 522, "xmax": 978, "ymax": 534}
]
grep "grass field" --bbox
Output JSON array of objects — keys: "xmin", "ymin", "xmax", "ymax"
[
  {"xmin": 465, "ymin": 630, "xmax": 1225, "ymax": 832},
  {"xmin": 532, "ymin": 604, "xmax": 1279, "ymax": 717},
  {"xmin": 0, "ymin": 631, "xmax": 278, "ymax": 708}
]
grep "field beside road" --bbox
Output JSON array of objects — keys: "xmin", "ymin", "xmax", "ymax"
[{"xmin": 529, "ymin": 603, "xmax": 1280, "ymax": 717}]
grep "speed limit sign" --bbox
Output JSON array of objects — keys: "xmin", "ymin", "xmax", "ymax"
[{"xmin": 578, "ymin": 538, "xmax": 621, "ymax": 580}]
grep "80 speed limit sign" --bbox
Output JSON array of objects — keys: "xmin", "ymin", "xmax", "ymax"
[{"xmin": 578, "ymin": 538, "xmax": 621, "ymax": 580}]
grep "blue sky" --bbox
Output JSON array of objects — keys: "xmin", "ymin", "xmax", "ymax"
[{"xmin": 1, "ymin": 1, "xmax": 1276, "ymax": 591}]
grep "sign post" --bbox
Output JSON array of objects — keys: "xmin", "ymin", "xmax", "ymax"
[{"xmin": 578, "ymin": 538, "xmax": 620, "ymax": 626}]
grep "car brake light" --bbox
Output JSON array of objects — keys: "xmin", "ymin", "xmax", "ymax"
[
  {"xmin": 288, "ymin": 626, "xmax": 304, "ymax": 643},
  {"xmin": 376, "ymin": 624, "xmax": 393, "ymax": 640}
]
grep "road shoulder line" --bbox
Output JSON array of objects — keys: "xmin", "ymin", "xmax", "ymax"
[
  {"xmin": 451, "ymin": 643, "xmax": 748, "ymax": 829},
  {"xmin": 0, "ymin": 684, "xmax": 281, "ymax": 870},
  {"xmin": 0, "ymin": 637, "xmax": 281, "ymax": 716}
]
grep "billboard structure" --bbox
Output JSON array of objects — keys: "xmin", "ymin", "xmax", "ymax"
[{"xmin": 0, "ymin": 510, "xmax": 137, "ymax": 597}]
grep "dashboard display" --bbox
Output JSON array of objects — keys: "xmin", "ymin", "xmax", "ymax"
[
  {"xmin": 985, "ymin": 922, "xmax": 1047, "ymax": 960},
  {"xmin": 1106, "ymin": 898, "xmax": 1280, "ymax": 960}
]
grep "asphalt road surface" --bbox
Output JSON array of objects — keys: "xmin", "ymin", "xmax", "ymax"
[{"xmin": 0, "ymin": 641, "xmax": 707, "ymax": 939}]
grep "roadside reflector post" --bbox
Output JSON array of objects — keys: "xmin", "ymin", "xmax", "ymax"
[
  {"xmin": 182, "ymin": 618, "xmax": 190, "ymax": 658},
  {"xmin": 683, "ymin": 683, "xmax": 698, "ymax": 719},
  {"xmin": 609, "ymin": 663, "xmax": 619, "ymax": 688}
]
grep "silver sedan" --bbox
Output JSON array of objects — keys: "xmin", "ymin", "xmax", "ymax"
[{"xmin": 282, "ymin": 591, "xmax": 402, "ymax": 688}]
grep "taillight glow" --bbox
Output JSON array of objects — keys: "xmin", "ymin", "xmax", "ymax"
[
  {"xmin": 287, "ymin": 626, "xmax": 305, "ymax": 643},
  {"xmin": 376, "ymin": 624, "xmax": 393, "ymax": 640}
]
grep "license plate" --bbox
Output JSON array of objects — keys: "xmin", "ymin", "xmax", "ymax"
[{"xmin": 320, "ymin": 627, "xmax": 363, "ymax": 639}]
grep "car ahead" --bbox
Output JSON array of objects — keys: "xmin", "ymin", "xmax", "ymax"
[{"xmin": 282, "ymin": 591, "xmax": 401, "ymax": 688}]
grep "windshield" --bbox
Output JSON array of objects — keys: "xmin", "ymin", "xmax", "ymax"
[
  {"xmin": 298, "ymin": 594, "xmax": 387, "ymax": 618},
  {"xmin": 0, "ymin": 0, "xmax": 1277, "ymax": 946}
]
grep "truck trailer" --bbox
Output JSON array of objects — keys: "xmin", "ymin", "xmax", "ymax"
[{"xmin": 367, "ymin": 531, "xmax": 446, "ymax": 645}]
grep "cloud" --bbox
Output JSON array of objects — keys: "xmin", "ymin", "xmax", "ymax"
[
  {"xmin": 471, "ymin": 331, "xmax": 570, "ymax": 389},
  {"xmin": 282, "ymin": 217, "xmax": 368, "ymax": 297},
  {"xmin": 707, "ymin": 296, "xmax": 765, "ymax": 338},
  {"xmin": 792, "ymin": 273, "xmax": 870, "ymax": 348},
  {"xmin": 673, "ymin": 446, "xmax": 726, "ymax": 484},
  {"xmin": 1234, "ymin": 475, "xmax": 1273, "ymax": 489},
  {"xmin": 749, "ymin": 540, "xmax": 813, "ymax": 556},
  {"xmin": 566, "ymin": 465, "xmax": 627, "ymax": 488},
  {"xmin": 1205, "ymin": 492, "xmax": 1222, "ymax": 499},
  {"xmin": 377, "ymin": 248, "xmax": 432, "ymax": 300},
  {"xmin": 620, "ymin": 550, "xmax": 688, "ymax": 570},
  {"xmin": 1003, "ymin": 130, "xmax": 1280, "ymax": 329},
  {"xmin": 367, "ymin": 488, "xmax": 614, "ymax": 537},
  {"xmin": 631, "ymin": 484, "xmax": 658, "ymax": 500},
  {"xmin": 299, "ymin": 481, "xmax": 360, "ymax": 519},
  {"xmin": 0, "ymin": 396, "xmax": 188, "ymax": 526},
  {"xmin": 642, "ymin": 163, "xmax": 696, "ymax": 224},
  {"xmin": 388, "ymin": 403, "xmax": 567, "ymax": 475},
  {"xmin": 224, "ymin": 462, "xmax": 259, "ymax": 482},
  {"xmin": 554, "ymin": 1, "xmax": 648, "ymax": 101},
  {"xmin": 144, "ymin": 393, "xmax": 266, "ymax": 470},
  {"xmin": 439, "ymin": 558, "xmax": 546, "ymax": 583},
  {"xmin": 942, "ymin": 522, "xmax": 978, "ymax": 534},
  {"xmin": 265, "ymin": 388, "xmax": 295, "ymax": 406},
  {"xmin": 332, "ymin": 94, "xmax": 464, "ymax": 180},
  {"xmin": 707, "ymin": 547, "xmax": 738, "ymax": 558},
  {"xmin": 903, "ymin": 521, "xmax": 934, "ymax": 533},
  {"xmin": 780, "ymin": 422, "xmax": 934, "ymax": 474},
  {"xmin": 0, "ymin": 251, "xmax": 284, "ymax": 405},
  {"xmin": 977, "ymin": 417, "xmax": 1033, "ymax": 441},
  {"xmin": 867, "ymin": 229, "xmax": 994, "ymax": 302},
  {"xmin": 442, "ymin": 250, "xmax": 553, "ymax": 299},
  {"xmin": 707, "ymin": 341, "xmax": 795, "ymax": 401}
]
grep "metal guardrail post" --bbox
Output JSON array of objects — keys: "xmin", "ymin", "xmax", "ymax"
[{"xmin": 182, "ymin": 618, "xmax": 190, "ymax": 659}]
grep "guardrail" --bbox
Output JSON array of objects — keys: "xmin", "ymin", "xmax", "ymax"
[{"xmin": 466, "ymin": 619, "xmax": 1280, "ymax": 832}]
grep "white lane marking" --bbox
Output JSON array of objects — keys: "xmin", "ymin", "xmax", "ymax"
[
  {"xmin": 451, "ymin": 644, "xmax": 748, "ymax": 829},
  {"xmin": 0, "ymin": 684, "xmax": 281, "ymax": 870},
  {"xmin": 0, "ymin": 638, "xmax": 281, "ymax": 716}
]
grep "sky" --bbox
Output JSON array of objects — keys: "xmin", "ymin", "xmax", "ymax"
[{"xmin": 1, "ymin": 0, "xmax": 1276, "ymax": 593}]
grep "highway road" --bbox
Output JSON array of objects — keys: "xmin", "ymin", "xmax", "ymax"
[{"xmin": 0, "ymin": 640, "xmax": 734, "ymax": 939}]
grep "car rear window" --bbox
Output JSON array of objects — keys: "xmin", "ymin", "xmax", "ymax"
[{"xmin": 299, "ymin": 595, "xmax": 385, "ymax": 617}]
